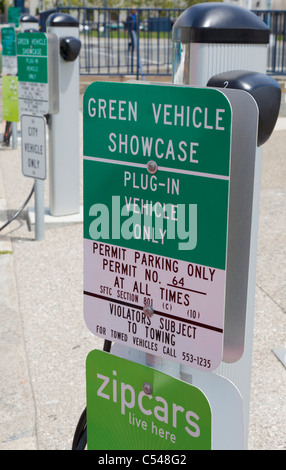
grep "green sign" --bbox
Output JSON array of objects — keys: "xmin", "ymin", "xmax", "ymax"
[
  {"xmin": 17, "ymin": 32, "xmax": 48, "ymax": 84},
  {"xmin": 16, "ymin": 32, "xmax": 55, "ymax": 115},
  {"xmin": 1, "ymin": 27, "xmax": 17, "ymax": 75},
  {"xmin": 86, "ymin": 349, "xmax": 212, "ymax": 450},
  {"xmin": 83, "ymin": 82, "xmax": 231, "ymax": 268},
  {"xmin": 2, "ymin": 75, "xmax": 19, "ymax": 122},
  {"xmin": 8, "ymin": 7, "xmax": 21, "ymax": 27},
  {"xmin": 1, "ymin": 27, "xmax": 16, "ymax": 56},
  {"xmin": 83, "ymin": 82, "xmax": 232, "ymax": 372}
]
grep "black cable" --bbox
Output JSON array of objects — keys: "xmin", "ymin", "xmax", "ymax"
[
  {"xmin": 0, "ymin": 184, "xmax": 35, "ymax": 232},
  {"xmin": 76, "ymin": 428, "xmax": 87, "ymax": 450},
  {"xmin": 72, "ymin": 408, "xmax": 87, "ymax": 450},
  {"xmin": 3, "ymin": 121, "xmax": 12, "ymax": 146},
  {"xmin": 71, "ymin": 340, "xmax": 112, "ymax": 450}
]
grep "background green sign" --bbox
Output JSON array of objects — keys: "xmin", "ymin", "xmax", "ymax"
[
  {"xmin": 86, "ymin": 349, "xmax": 212, "ymax": 450},
  {"xmin": 1, "ymin": 27, "xmax": 16, "ymax": 56},
  {"xmin": 8, "ymin": 7, "xmax": 21, "ymax": 27},
  {"xmin": 17, "ymin": 33, "xmax": 48, "ymax": 84}
]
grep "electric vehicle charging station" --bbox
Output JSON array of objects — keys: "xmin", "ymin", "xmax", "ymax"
[
  {"xmin": 46, "ymin": 13, "xmax": 81, "ymax": 217},
  {"xmin": 172, "ymin": 2, "xmax": 269, "ymax": 87},
  {"xmin": 207, "ymin": 70, "xmax": 281, "ymax": 148},
  {"xmin": 77, "ymin": 3, "xmax": 281, "ymax": 451},
  {"xmin": 20, "ymin": 14, "xmax": 39, "ymax": 32},
  {"xmin": 17, "ymin": 13, "xmax": 81, "ymax": 237},
  {"xmin": 170, "ymin": 2, "xmax": 280, "ymax": 448}
]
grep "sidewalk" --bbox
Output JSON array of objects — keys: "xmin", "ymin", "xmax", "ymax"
[{"xmin": 0, "ymin": 85, "xmax": 285, "ymax": 450}]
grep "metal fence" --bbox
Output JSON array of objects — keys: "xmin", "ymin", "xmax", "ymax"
[
  {"xmin": 1, "ymin": 7, "xmax": 285, "ymax": 76},
  {"xmin": 254, "ymin": 10, "xmax": 286, "ymax": 75},
  {"xmin": 57, "ymin": 7, "xmax": 183, "ymax": 78},
  {"xmin": 56, "ymin": 7, "xmax": 286, "ymax": 77}
]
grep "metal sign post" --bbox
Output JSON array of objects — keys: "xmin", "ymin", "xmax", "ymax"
[{"xmin": 17, "ymin": 30, "xmax": 59, "ymax": 241}]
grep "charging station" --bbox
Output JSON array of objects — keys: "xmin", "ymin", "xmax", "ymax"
[
  {"xmin": 46, "ymin": 13, "xmax": 81, "ymax": 218},
  {"xmin": 72, "ymin": 3, "xmax": 281, "ymax": 451},
  {"xmin": 82, "ymin": 79, "xmax": 262, "ymax": 450},
  {"xmin": 172, "ymin": 2, "xmax": 269, "ymax": 86},
  {"xmin": 20, "ymin": 14, "xmax": 39, "ymax": 32},
  {"xmin": 171, "ymin": 3, "xmax": 281, "ymax": 448}
]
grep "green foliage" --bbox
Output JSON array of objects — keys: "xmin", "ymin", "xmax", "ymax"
[{"xmin": 57, "ymin": 0, "xmax": 84, "ymax": 6}]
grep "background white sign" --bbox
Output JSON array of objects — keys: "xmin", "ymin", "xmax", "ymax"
[{"xmin": 21, "ymin": 114, "xmax": 46, "ymax": 180}]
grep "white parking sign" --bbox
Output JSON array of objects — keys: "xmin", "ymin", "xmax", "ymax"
[{"xmin": 21, "ymin": 114, "xmax": 46, "ymax": 180}]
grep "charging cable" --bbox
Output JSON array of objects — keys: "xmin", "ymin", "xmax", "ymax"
[
  {"xmin": 72, "ymin": 340, "xmax": 112, "ymax": 450},
  {"xmin": 0, "ymin": 184, "xmax": 35, "ymax": 232}
]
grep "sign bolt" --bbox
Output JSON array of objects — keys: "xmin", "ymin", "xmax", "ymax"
[
  {"xmin": 143, "ymin": 382, "xmax": 153, "ymax": 395},
  {"xmin": 143, "ymin": 305, "xmax": 154, "ymax": 317},
  {"xmin": 147, "ymin": 160, "xmax": 158, "ymax": 174}
]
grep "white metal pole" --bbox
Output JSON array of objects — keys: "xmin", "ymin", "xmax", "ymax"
[{"xmin": 34, "ymin": 178, "xmax": 45, "ymax": 241}]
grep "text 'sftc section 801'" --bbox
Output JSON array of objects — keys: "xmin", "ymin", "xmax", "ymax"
[{"xmin": 83, "ymin": 82, "xmax": 232, "ymax": 371}]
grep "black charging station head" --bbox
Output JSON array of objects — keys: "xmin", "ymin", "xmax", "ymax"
[
  {"xmin": 60, "ymin": 37, "xmax": 81, "ymax": 62},
  {"xmin": 207, "ymin": 71, "xmax": 281, "ymax": 146}
]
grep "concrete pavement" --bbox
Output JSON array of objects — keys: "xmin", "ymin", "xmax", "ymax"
[{"xmin": 0, "ymin": 79, "xmax": 285, "ymax": 450}]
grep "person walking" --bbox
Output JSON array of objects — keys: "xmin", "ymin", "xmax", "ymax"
[
  {"xmin": 125, "ymin": 6, "xmax": 144, "ymax": 79},
  {"xmin": 125, "ymin": 6, "xmax": 137, "ymax": 52}
]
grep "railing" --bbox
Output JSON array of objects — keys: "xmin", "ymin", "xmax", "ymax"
[
  {"xmin": 253, "ymin": 10, "xmax": 286, "ymax": 75},
  {"xmin": 4, "ymin": 7, "xmax": 280, "ymax": 77},
  {"xmin": 57, "ymin": 7, "xmax": 183, "ymax": 78},
  {"xmin": 1, "ymin": 7, "xmax": 285, "ymax": 76}
]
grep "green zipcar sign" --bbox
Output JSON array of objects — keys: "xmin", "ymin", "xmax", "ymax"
[
  {"xmin": 83, "ymin": 82, "xmax": 232, "ymax": 372},
  {"xmin": 86, "ymin": 349, "xmax": 212, "ymax": 450}
]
